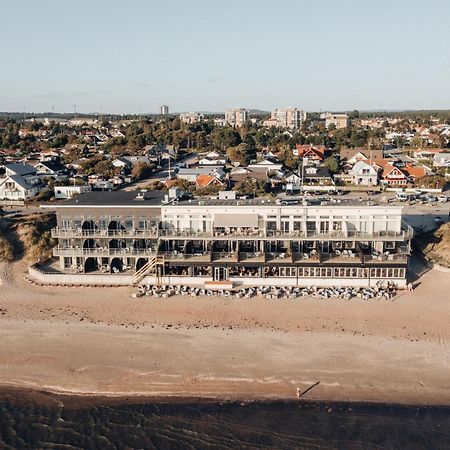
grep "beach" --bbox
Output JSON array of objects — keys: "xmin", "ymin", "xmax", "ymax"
[{"xmin": 1, "ymin": 259, "xmax": 450, "ymax": 405}]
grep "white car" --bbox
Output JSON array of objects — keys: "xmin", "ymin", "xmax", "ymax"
[{"xmin": 438, "ymin": 194, "xmax": 448, "ymax": 203}]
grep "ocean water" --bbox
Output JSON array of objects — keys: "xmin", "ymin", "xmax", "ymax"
[{"xmin": 1, "ymin": 391, "xmax": 450, "ymax": 449}]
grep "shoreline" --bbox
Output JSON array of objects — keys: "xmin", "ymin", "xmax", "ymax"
[{"xmin": 2, "ymin": 385, "xmax": 450, "ymax": 411}]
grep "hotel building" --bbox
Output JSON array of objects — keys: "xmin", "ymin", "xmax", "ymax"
[{"xmin": 43, "ymin": 190, "xmax": 413, "ymax": 288}]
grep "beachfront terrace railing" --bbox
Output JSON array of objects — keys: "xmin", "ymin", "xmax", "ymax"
[
  {"xmin": 51, "ymin": 227, "xmax": 158, "ymax": 239},
  {"xmin": 160, "ymin": 251, "xmax": 212, "ymax": 262},
  {"xmin": 158, "ymin": 227, "xmax": 413, "ymax": 241}
]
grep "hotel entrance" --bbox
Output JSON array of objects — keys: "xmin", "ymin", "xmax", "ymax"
[{"xmin": 213, "ymin": 267, "xmax": 228, "ymax": 281}]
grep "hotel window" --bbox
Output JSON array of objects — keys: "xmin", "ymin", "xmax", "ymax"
[
  {"xmin": 61, "ymin": 217, "xmax": 70, "ymax": 228},
  {"xmin": 266, "ymin": 221, "xmax": 277, "ymax": 231},
  {"xmin": 138, "ymin": 217, "xmax": 147, "ymax": 229},
  {"xmin": 125, "ymin": 217, "xmax": 134, "ymax": 229},
  {"xmin": 73, "ymin": 217, "xmax": 82, "ymax": 228}
]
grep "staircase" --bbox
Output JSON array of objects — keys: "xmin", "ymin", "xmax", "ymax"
[{"xmin": 132, "ymin": 255, "xmax": 164, "ymax": 285}]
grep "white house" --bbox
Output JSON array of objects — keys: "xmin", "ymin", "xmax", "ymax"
[
  {"xmin": 54, "ymin": 185, "xmax": 92, "ymax": 199},
  {"xmin": 433, "ymin": 153, "xmax": 450, "ymax": 167},
  {"xmin": 0, "ymin": 163, "xmax": 43, "ymax": 200},
  {"xmin": 248, "ymin": 157, "xmax": 283, "ymax": 172},
  {"xmin": 34, "ymin": 160, "xmax": 69, "ymax": 179},
  {"xmin": 177, "ymin": 167, "xmax": 225, "ymax": 183},
  {"xmin": 350, "ymin": 160, "xmax": 379, "ymax": 186},
  {"xmin": 198, "ymin": 151, "xmax": 227, "ymax": 165}
]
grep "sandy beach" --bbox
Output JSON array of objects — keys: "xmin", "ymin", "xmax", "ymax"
[{"xmin": 1, "ymin": 259, "xmax": 450, "ymax": 405}]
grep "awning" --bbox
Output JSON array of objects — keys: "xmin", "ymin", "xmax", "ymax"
[{"xmin": 214, "ymin": 213, "xmax": 259, "ymax": 228}]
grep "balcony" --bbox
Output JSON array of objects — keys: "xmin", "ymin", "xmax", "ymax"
[
  {"xmin": 362, "ymin": 251, "xmax": 409, "ymax": 264},
  {"xmin": 292, "ymin": 252, "xmax": 320, "ymax": 263},
  {"xmin": 53, "ymin": 247, "xmax": 157, "ymax": 257},
  {"xmin": 212, "ymin": 252, "xmax": 238, "ymax": 263},
  {"xmin": 320, "ymin": 251, "xmax": 362, "ymax": 264},
  {"xmin": 161, "ymin": 251, "xmax": 211, "ymax": 263},
  {"xmin": 238, "ymin": 251, "xmax": 265, "ymax": 263},
  {"xmin": 51, "ymin": 227, "xmax": 158, "ymax": 239},
  {"xmin": 265, "ymin": 252, "xmax": 293, "ymax": 264}
]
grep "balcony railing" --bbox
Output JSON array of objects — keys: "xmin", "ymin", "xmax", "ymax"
[
  {"xmin": 160, "ymin": 251, "xmax": 211, "ymax": 262},
  {"xmin": 52, "ymin": 222, "xmax": 413, "ymax": 242},
  {"xmin": 51, "ymin": 227, "xmax": 158, "ymax": 238},
  {"xmin": 53, "ymin": 247, "xmax": 157, "ymax": 257}
]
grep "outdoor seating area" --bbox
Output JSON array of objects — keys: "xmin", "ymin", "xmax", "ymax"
[{"xmin": 134, "ymin": 283, "xmax": 398, "ymax": 300}]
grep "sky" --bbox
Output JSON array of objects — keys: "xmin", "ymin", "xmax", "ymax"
[{"xmin": 1, "ymin": 0, "xmax": 449, "ymax": 114}]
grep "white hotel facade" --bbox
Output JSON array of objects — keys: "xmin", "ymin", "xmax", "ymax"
[{"xmin": 44, "ymin": 191, "xmax": 413, "ymax": 288}]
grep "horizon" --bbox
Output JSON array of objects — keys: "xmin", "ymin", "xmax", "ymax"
[{"xmin": 1, "ymin": 0, "xmax": 450, "ymax": 113}]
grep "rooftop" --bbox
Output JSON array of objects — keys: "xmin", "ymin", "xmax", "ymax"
[{"xmin": 45, "ymin": 190, "xmax": 402, "ymax": 210}]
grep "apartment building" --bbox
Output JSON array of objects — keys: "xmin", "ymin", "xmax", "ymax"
[
  {"xmin": 45, "ymin": 190, "xmax": 413, "ymax": 288},
  {"xmin": 179, "ymin": 112, "xmax": 205, "ymax": 124},
  {"xmin": 225, "ymin": 108, "xmax": 249, "ymax": 127},
  {"xmin": 321, "ymin": 112, "xmax": 349, "ymax": 129},
  {"xmin": 160, "ymin": 105, "xmax": 169, "ymax": 115},
  {"xmin": 271, "ymin": 108, "xmax": 306, "ymax": 130}
]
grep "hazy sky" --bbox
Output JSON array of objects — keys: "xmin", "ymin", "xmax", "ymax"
[{"xmin": 1, "ymin": 0, "xmax": 449, "ymax": 113}]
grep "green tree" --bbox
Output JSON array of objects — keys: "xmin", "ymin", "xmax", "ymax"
[
  {"xmin": 323, "ymin": 156, "xmax": 340, "ymax": 173},
  {"xmin": 131, "ymin": 162, "xmax": 154, "ymax": 180},
  {"xmin": 94, "ymin": 160, "xmax": 114, "ymax": 177},
  {"xmin": 226, "ymin": 143, "xmax": 252, "ymax": 166}
]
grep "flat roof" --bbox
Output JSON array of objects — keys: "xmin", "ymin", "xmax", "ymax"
[
  {"xmin": 45, "ymin": 190, "xmax": 401, "ymax": 210},
  {"xmin": 51, "ymin": 190, "xmax": 166, "ymax": 206}
]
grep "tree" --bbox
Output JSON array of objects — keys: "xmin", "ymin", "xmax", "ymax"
[
  {"xmin": 276, "ymin": 145, "xmax": 298, "ymax": 171},
  {"xmin": 226, "ymin": 143, "xmax": 252, "ymax": 166},
  {"xmin": 235, "ymin": 178, "xmax": 268, "ymax": 196},
  {"xmin": 323, "ymin": 156, "xmax": 340, "ymax": 173},
  {"xmin": 94, "ymin": 160, "xmax": 114, "ymax": 178},
  {"xmin": 210, "ymin": 127, "xmax": 241, "ymax": 150},
  {"xmin": 131, "ymin": 162, "xmax": 154, "ymax": 180}
]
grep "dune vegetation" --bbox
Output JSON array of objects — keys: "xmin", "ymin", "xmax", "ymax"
[{"xmin": 0, "ymin": 212, "xmax": 56, "ymax": 264}]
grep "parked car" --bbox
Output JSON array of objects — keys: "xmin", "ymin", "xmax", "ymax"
[{"xmin": 438, "ymin": 194, "xmax": 448, "ymax": 203}]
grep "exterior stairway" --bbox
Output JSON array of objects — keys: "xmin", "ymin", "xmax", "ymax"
[{"xmin": 132, "ymin": 255, "xmax": 164, "ymax": 285}]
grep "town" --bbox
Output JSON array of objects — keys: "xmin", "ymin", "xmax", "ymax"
[
  {"xmin": 1, "ymin": 108, "xmax": 449, "ymax": 289},
  {"xmin": 1, "ymin": 108, "xmax": 449, "ymax": 203}
]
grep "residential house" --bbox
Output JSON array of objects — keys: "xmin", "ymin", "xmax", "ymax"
[
  {"xmin": 198, "ymin": 151, "xmax": 227, "ymax": 165},
  {"xmin": 294, "ymin": 145, "xmax": 325, "ymax": 165},
  {"xmin": 177, "ymin": 167, "xmax": 225, "ymax": 183},
  {"xmin": 413, "ymin": 148, "xmax": 444, "ymax": 159},
  {"xmin": 402, "ymin": 163, "xmax": 430, "ymax": 182},
  {"xmin": 34, "ymin": 159, "xmax": 69, "ymax": 179},
  {"xmin": 350, "ymin": 160, "xmax": 379, "ymax": 186},
  {"xmin": 380, "ymin": 164, "xmax": 409, "ymax": 186},
  {"xmin": 247, "ymin": 157, "xmax": 283, "ymax": 173},
  {"xmin": 228, "ymin": 167, "xmax": 270, "ymax": 186},
  {"xmin": 54, "ymin": 185, "xmax": 92, "ymax": 199},
  {"xmin": 433, "ymin": 153, "xmax": 450, "ymax": 167},
  {"xmin": 195, "ymin": 174, "xmax": 225, "ymax": 189},
  {"xmin": 340, "ymin": 148, "xmax": 384, "ymax": 166},
  {"xmin": 0, "ymin": 163, "xmax": 43, "ymax": 200},
  {"xmin": 112, "ymin": 157, "xmax": 132, "ymax": 171}
]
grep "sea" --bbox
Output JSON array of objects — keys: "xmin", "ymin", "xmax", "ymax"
[{"xmin": 1, "ymin": 389, "xmax": 450, "ymax": 449}]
